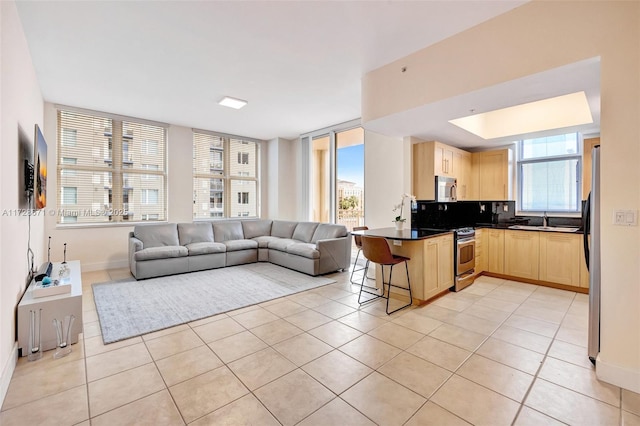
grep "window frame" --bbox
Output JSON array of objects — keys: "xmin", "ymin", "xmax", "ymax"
[
  {"xmin": 56, "ymin": 106, "xmax": 168, "ymax": 227},
  {"xmin": 516, "ymin": 133, "xmax": 582, "ymax": 215},
  {"xmin": 192, "ymin": 129, "xmax": 262, "ymax": 220}
]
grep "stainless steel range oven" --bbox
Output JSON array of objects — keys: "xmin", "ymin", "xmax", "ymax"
[{"xmin": 454, "ymin": 227, "xmax": 475, "ymax": 291}]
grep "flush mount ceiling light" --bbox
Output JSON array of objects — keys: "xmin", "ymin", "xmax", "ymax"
[
  {"xmin": 449, "ymin": 91, "xmax": 593, "ymax": 139},
  {"xmin": 218, "ymin": 96, "xmax": 248, "ymax": 109}
]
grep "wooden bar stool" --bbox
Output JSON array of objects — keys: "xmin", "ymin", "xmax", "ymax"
[
  {"xmin": 349, "ymin": 226, "xmax": 369, "ymax": 285},
  {"xmin": 358, "ymin": 235, "xmax": 412, "ymax": 315}
]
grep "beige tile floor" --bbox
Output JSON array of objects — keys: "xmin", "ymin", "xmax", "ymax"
[{"xmin": 2, "ymin": 267, "xmax": 639, "ymax": 425}]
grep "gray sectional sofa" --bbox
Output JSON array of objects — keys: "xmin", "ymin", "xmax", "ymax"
[{"xmin": 128, "ymin": 220, "xmax": 351, "ymax": 279}]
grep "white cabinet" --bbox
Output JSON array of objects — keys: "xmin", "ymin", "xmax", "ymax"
[{"xmin": 17, "ymin": 261, "xmax": 83, "ymax": 356}]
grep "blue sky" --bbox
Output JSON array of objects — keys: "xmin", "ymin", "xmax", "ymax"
[{"xmin": 337, "ymin": 144, "xmax": 364, "ymax": 188}]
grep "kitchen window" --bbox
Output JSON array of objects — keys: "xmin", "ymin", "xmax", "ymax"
[
  {"xmin": 193, "ymin": 131, "xmax": 260, "ymax": 219},
  {"xmin": 57, "ymin": 108, "xmax": 167, "ymax": 224},
  {"xmin": 517, "ymin": 133, "xmax": 581, "ymax": 213}
]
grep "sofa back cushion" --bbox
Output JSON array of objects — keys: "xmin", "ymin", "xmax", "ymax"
[
  {"xmin": 292, "ymin": 222, "xmax": 319, "ymax": 243},
  {"xmin": 242, "ymin": 220, "xmax": 273, "ymax": 239},
  {"xmin": 134, "ymin": 223, "xmax": 179, "ymax": 248},
  {"xmin": 213, "ymin": 221, "xmax": 244, "ymax": 242},
  {"xmin": 311, "ymin": 223, "xmax": 348, "ymax": 242},
  {"xmin": 271, "ymin": 220, "xmax": 298, "ymax": 239},
  {"xmin": 178, "ymin": 222, "xmax": 214, "ymax": 245}
]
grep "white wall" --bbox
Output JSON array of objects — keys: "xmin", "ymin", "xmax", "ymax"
[
  {"xmin": 0, "ymin": 0, "xmax": 44, "ymax": 403},
  {"xmin": 267, "ymin": 137, "xmax": 297, "ymax": 220},
  {"xmin": 362, "ymin": 1, "xmax": 640, "ymax": 392},
  {"xmin": 363, "ymin": 131, "xmax": 410, "ymax": 228}
]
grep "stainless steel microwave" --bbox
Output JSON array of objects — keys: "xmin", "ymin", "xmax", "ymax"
[{"xmin": 436, "ymin": 176, "xmax": 457, "ymax": 202}]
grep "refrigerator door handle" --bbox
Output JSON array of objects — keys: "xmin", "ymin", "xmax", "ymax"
[{"xmin": 583, "ymin": 191, "xmax": 591, "ymax": 270}]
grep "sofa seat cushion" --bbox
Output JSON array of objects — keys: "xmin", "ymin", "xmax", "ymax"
[
  {"xmin": 224, "ymin": 239, "xmax": 259, "ymax": 252},
  {"xmin": 268, "ymin": 238, "xmax": 299, "ymax": 252},
  {"xmin": 252, "ymin": 236, "xmax": 280, "ymax": 248},
  {"xmin": 286, "ymin": 242, "xmax": 320, "ymax": 259},
  {"xmin": 186, "ymin": 242, "xmax": 226, "ymax": 256},
  {"xmin": 134, "ymin": 246, "xmax": 188, "ymax": 261}
]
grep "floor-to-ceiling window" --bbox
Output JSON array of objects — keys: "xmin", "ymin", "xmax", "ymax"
[
  {"xmin": 336, "ymin": 127, "xmax": 364, "ymax": 231},
  {"xmin": 306, "ymin": 121, "xmax": 364, "ymax": 230}
]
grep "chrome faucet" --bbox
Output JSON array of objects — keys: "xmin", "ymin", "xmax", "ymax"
[{"xmin": 543, "ymin": 212, "xmax": 549, "ymax": 227}]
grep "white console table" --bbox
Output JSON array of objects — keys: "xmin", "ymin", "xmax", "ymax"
[{"xmin": 17, "ymin": 260, "xmax": 83, "ymax": 356}]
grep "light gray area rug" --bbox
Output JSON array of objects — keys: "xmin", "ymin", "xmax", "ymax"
[{"xmin": 92, "ymin": 263, "xmax": 336, "ymax": 344}]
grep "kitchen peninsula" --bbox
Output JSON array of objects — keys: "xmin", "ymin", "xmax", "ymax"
[{"xmin": 352, "ymin": 227, "xmax": 454, "ymax": 304}]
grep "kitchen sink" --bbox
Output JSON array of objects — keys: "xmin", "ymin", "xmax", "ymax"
[{"xmin": 508, "ymin": 225, "xmax": 580, "ymax": 233}]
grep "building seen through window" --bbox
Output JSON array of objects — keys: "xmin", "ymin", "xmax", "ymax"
[
  {"xmin": 193, "ymin": 132, "xmax": 259, "ymax": 219},
  {"xmin": 57, "ymin": 109, "xmax": 167, "ymax": 223},
  {"xmin": 518, "ymin": 133, "xmax": 581, "ymax": 213}
]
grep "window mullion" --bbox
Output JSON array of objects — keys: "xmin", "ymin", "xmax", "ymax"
[
  {"xmin": 111, "ymin": 120, "xmax": 124, "ymax": 222},
  {"xmin": 224, "ymin": 137, "xmax": 231, "ymax": 218}
]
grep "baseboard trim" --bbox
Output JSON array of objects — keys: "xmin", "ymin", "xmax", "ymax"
[
  {"xmin": 1, "ymin": 342, "xmax": 18, "ymax": 407},
  {"xmin": 596, "ymin": 354, "xmax": 640, "ymax": 393},
  {"xmin": 81, "ymin": 258, "xmax": 129, "ymax": 272}
]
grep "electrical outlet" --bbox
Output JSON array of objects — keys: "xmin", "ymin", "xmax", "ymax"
[
  {"xmin": 614, "ymin": 210, "xmax": 638, "ymax": 226},
  {"xmin": 393, "ymin": 240, "xmax": 402, "ymax": 246},
  {"xmin": 503, "ymin": 204, "xmax": 509, "ymax": 212}
]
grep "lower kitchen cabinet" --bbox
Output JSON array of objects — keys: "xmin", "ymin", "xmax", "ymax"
[
  {"xmin": 504, "ymin": 230, "xmax": 539, "ymax": 280},
  {"xmin": 486, "ymin": 229, "xmax": 504, "ymax": 274},
  {"xmin": 423, "ymin": 234, "xmax": 454, "ymax": 300},
  {"xmin": 383, "ymin": 233, "xmax": 454, "ymax": 303},
  {"xmin": 481, "ymin": 227, "xmax": 589, "ymax": 292},
  {"xmin": 475, "ymin": 228, "xmax": 487, "ymax": 274},
  {"xmin": 539, "ymin": 233, "xmax": 581, "ymax": 286}
]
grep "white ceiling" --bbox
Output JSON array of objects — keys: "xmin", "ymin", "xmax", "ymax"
[{"xmin": 16, "ymin": 0, "xmax": 529, "ymax": 141}]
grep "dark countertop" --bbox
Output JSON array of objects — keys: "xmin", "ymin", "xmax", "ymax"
[{"xmin": 351, "ymin": 227, "xmax": 452, "ymax": 241}]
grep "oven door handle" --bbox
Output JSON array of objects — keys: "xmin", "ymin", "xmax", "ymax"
[{"xmin": 457, "ymin": 237, "xmax": 475, "ymax": 244}]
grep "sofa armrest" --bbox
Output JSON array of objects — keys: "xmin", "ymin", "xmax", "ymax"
[
  {"xmin": 316, "ymin": 236, "xmax": 352, "ymax": 273},
  {"xmin": 129, "ymin": 235, "xmax": 144, "ymax": 277}
]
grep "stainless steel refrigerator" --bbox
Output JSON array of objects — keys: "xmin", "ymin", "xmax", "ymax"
[{"xmin": 583, "ymin": 145, "xmax": 600, "ymax": 365}]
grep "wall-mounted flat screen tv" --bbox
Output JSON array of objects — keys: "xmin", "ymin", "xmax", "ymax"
[{"xmin": 34, "ymin": 124, "xmax": 47, "ymax": 210}]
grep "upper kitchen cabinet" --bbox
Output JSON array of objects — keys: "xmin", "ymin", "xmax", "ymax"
[
  {"xmin": 413, "ymin": 141, "xmax": 472, "ymax": 200},
  {"xmin": 469, "ymin": 149, "xmax": 511, "ymax": 200}
]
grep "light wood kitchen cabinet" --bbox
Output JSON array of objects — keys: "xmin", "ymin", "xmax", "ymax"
[
  {"xmin": 504, "ymin": 230, "xmax": 539, "ymax": 280},
  {"xmin": 539, "ymin": 233, "xmax": 581, "ymax": 286},
  {"xmin": 413, "ymin": 141, "xmax": 472, "ymax": 200},
  {"xmin": 486, "ymin": 229, "xmax": 505, "ymax": 274},
  {"xmin": 469, "ymin": 149, "xmax": 510, "ymax": 200},
  {"xmin": 454, "ymin": 150, "xmax": 472, "ymax": 200},
  {"xmin": 422, "ymin": 234, "xmax": 454, "ymax": 300},
  {"xmin": 474, "ymin": 228, "xmax": 487, "ymax": 274},
  {"xmin": 434, "ymin": 143, "xmax": 454, "ymax": 176}
]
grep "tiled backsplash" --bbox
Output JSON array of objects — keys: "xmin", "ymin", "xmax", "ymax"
[{"xmin": 411, "ymin": 200, "xmax": 583, "ymax": 229}]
